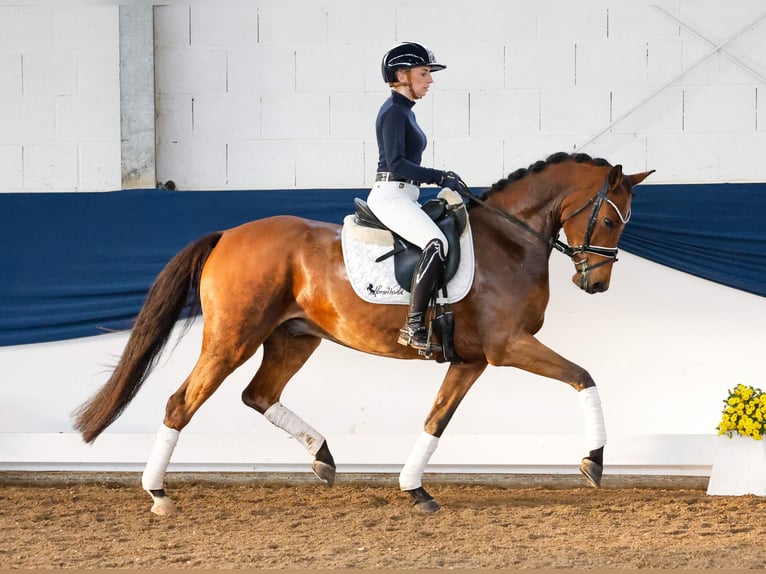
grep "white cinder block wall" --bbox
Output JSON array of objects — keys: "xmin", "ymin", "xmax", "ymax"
[
  {"xmin": 2, "ymin": 1, "xmax": 766, "ymax": 192},
  {"xmin": 0, "ymin": 5, "xmax": 120, "ymax": 192},
  {"xmin": 154, "ymin": 0, "xmax": 766, "ymax": 190}
]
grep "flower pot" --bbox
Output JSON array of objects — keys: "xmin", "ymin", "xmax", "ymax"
[{"xmin": 707, "ymin": 434, "xmax": 766, "ymax": 496}]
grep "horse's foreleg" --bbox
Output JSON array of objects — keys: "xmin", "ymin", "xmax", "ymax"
[
  {"xmin": 241, "ymin": 328, "xmax": 336, "ymax": 485},
  {"xmin": 496, "ymin": 335, "xmax": 606, "ymax": 487},
  {"xmin": 400, "ymin": 361, "xmax": 487, "ymax": 512}
]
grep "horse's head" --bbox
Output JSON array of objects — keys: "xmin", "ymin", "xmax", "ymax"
[{"xmin": 558, "ymin": 165, "xmax": 654, "ymax": 293}]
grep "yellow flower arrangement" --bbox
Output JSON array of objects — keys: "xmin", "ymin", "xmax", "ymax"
[{"xmin": 717, "ymin": 384, "xmax": 766, "ymax": 440}]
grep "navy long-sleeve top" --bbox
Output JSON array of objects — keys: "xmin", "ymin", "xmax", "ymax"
[{"xmin": 375, "ymin": 91, "xmax": 442, "ymax": 185}]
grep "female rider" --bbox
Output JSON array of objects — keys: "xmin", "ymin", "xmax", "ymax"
[{"xmin": 367, "ymin": 41, "xmax": 465, "ymax": 352}]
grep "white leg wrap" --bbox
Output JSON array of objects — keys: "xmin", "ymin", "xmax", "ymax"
[
  {"xmin": 264, "ymin": 402, "xmax": 325, "ymax": 456},
  {"xmin": 141, "ymin": 424, "xmax": 179, "ymax": 491},
  {"xmin": 399, "ymin": 432, "xmax": 439, "ymax": 491},
  {"xmin": 579, "ymin": 386, "xmax": 607, "ymax": 451}
]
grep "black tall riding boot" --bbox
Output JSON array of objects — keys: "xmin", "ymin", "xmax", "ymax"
[{"xmin": 397, "ymin": 239, "xmax": 446, "ymax": 351}]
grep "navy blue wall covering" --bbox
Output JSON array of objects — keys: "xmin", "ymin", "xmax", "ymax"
[
  {"xmin": 1, "ymin": 183, "xmax": 763, "ymax": 347},
  {"xmin": 620, "ymin": 183, "xmax": 766, "ymax": 301}
]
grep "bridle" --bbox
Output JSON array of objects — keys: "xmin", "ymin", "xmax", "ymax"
[{"xmin": 454, "ymin": 176, "xmax": 631, "ymax": 274}]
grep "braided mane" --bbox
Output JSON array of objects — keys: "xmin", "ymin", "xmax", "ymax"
[{"xmin": 480, "ymin": 152, "xmax": 611, "ymax": 200}]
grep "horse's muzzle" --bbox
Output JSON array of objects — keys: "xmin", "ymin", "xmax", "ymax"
[{"xmin": 573, "ymin": 270, "xmax": 610, "ymax": 294}]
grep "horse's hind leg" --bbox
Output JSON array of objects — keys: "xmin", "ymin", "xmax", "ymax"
[
  {"xmin": 241, "ymin": 325, "xmax": 336, "ymax": 485},
  {"xmin": 142, "ymin": 347, "xmax": 251, "ymax": 515}
]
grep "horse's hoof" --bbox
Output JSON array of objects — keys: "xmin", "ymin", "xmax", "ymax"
[
  {"xmin": 150, "ymin": 496, "xmax": 177, "ymax": 516},
  {"xmin": 404, "ymin": 486, "xmax": 440, "ymax": 513},
  {"xmin": 312, "ymin": 460, "xmax": 336, "ymax": 486},
  {"xmin": 415, "ymin": 498, "xmax": 441, "ymax": 513},
  {"xmin": 580, "ymin": 457, "xmax": 603, "ymax": 488}
]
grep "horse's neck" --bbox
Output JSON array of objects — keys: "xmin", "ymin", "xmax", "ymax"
[{"xmin": 482, "ymin": 175, "xmax": 565, "ymax": 244}]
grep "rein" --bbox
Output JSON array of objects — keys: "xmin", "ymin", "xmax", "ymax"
[{"xmin": 454, "ymin": 176, "xmax": 627, "ymax": 272}]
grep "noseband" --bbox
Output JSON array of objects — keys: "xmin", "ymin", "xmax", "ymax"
[
  {"xmin": 553, "ymin": 179, "xmax": 631, "ymax": 273},
  {"xmin": 454, "ymin": 176, "xmax": 630, "ymax": 274}
]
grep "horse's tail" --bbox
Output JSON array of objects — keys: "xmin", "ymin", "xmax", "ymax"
[{"xmin": 73, "ymin": 232, "xmax": 223, "ymax": 443}]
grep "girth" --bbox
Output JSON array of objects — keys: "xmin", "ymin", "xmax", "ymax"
[{"xmin": 352, "ymin": 196, "xmax": 467, "ymax": 292}]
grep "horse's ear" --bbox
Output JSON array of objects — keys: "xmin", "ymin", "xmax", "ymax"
[
  {"xmin": 627, "ymin": 169, "xmax": 655, "ymax": 187},
  {"xmin": 607, "ymin": 164, "xmax": 623, "ymax": 188}
]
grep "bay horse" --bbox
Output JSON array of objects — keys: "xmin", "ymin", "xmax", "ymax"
[{"xmin": 73, "ymin": 152, "xmax": 654, "ymax": 515}]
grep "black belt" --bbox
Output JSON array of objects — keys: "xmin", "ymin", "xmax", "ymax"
[{"xmin": 375, "ymin": 172, "xmax": 419, "ymax": 186}]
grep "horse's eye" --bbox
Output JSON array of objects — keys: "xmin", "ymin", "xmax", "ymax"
[{"xmin": 603, "ymin": 217, "xmax": 615, "ymax": 229}]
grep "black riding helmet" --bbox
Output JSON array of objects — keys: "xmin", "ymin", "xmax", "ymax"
[{"xmin": 381, "ymin": 41, "xmax": 446, "ymax": 83}]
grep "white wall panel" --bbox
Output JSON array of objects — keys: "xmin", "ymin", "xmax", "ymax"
[
  {"xmin": 0, "ymin": 99, "xmax": 55, "ymax": 143},
  {"xmin": 153, "ymin": 5, "xmax": 189, "ymax": 48},
  {"xmin": 434, "ymin": 137, "xmax": 504, "ymax": 188},
  {"xmin": 156, "ymin": 95, "xmax": 192, "ymax": 142},
  {"xmin": 227, "ymin": 47, "xmax": 296, "ymax": 95},
  {"xmin": 611, "ymin": 87, "xmax": 683, "ymax": 134},
  {"xmin": 258, "ymin": 1, "xmax": 328, "ymax": 46},
  {"xmin": 470, "ymin": 91, "xmax": 540, "ymax": 137},
  {"xmin": 0, "ymin": 145, "xmax": 23, "ymax": 191},
  {"xmin": 53, "ymin": 5, "xmax": 117, "ymax": 50},
  {"xmin": 327, "ymin": 3, "xmax": 395, "ymax": 45},
  {"xmin": 191, "ymin": 3, "xmax": 259, "ymax": 47},
  {"xmin": 536, "ymin": 2, "xmax": 607, "ymax": 40},
  {"xmin": 330, "ymin": 93, "xmax": 383, "ymax": 139},
  {"xmin": 157, "ymin": 141, "xmax": 226, "ymax": 189},
  {"xmin": 22, "ymin": 53, "xmax": 77, "ymax": 97},
  {"xmin": 261, "ymin": 93, "xmax": 330, "ymax": 140},
  {"xmin": 227, "ymin": 140, "xmax": 295, "ymax": 188},
  {"xmin": 717, "ymin": 133, "xmax": 766, "ymax": 181},
  {"xmin": 507, "ymin": 42, "xmax": 574, "ymax": 89},
  {"xmin": 646, "ymin": 134, "xmax": 718, "ymax": 182},
  {"xmin": 295, "ymin": 140, "xmax": 364, "ymax": 187},
  {"xmin": 684, "ymin": 86, "xmax": 756, "ymax": 133},
  {"xmin": 0, "ymin": 54, "xmax": 21, "ymax": 96},
  {"xmin": 78, "ymin": 50, "xmax": 120, "ymax": 97},
  {"xmin": 23, "ymin": 144, "xmax": 78, "ymax": 190},
  {"xmin": 430, "ymin": 43, "xmax": 506, "ymax": 92},
  {"xmin": 432, "ymin": 92, "xmax": 470, "ymax": 138},
  {"xmin": 576, "ymin": 40, "xmax": 648, "ymax": 87},
  {"xmin": 607, "ymin": 3, "xmax": 680, "ymax": 39},
  {"xmin": 541, "ymin": 87, "xmax": 610, "ymax": 136},
  {"xmin": 79, "ymin": 142, "xmax": 122, "ymax": 192},
  {"xmin": 193, "ymin": 94, "xmax": 260, "ymax": 142},
  {"xmin": 56, "ymin": 97, "xmax": 120, "ymax": 142},
  {"xmin": 647, "ymin": 39, "xmax": 683, "ymax": 84},
  {"xmin": 296, "ymin": 46, "xmax": 367, "ymax": 93},
  {"xmin": 155, "ymin": 48, "xmax": 226, "ymax": 95},
  {"xmin": 0, "ymin": 6, "xmax": 54, "ymax": 51}
]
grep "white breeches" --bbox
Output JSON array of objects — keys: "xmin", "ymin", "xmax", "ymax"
[{"xmin": 366, "ymin": 181, "xmax": 449, "ymax": 255}]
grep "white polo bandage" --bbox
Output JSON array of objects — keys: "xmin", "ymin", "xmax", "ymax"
[
  {"xmin": 578, "ymin": 386, "xmax": 607, "ymax": 451},
  {"xmin": 264, "ymin": 402, "xmax": 325, "ymax": 456},
  {"xmin": 399, "ymin": 432, "xmax": 439, "ymax": 491},
  {"xmin": 141, "ymin": 423, "xmax": 179, "ymax": 491}
]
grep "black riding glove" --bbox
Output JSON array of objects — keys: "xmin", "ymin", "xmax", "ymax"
[{"xmin": 439, "ymin": 170, "xmax": 465, "ymax": 192}]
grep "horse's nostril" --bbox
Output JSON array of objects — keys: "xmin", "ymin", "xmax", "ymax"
[{"xmin": 589, "ymin": 282, "xmax": 608, "ymax": 293}]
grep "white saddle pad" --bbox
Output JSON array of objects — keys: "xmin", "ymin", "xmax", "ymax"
[{"xmin": 340, "ymin": 191, "xmax": 475, "ymax": 305}]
